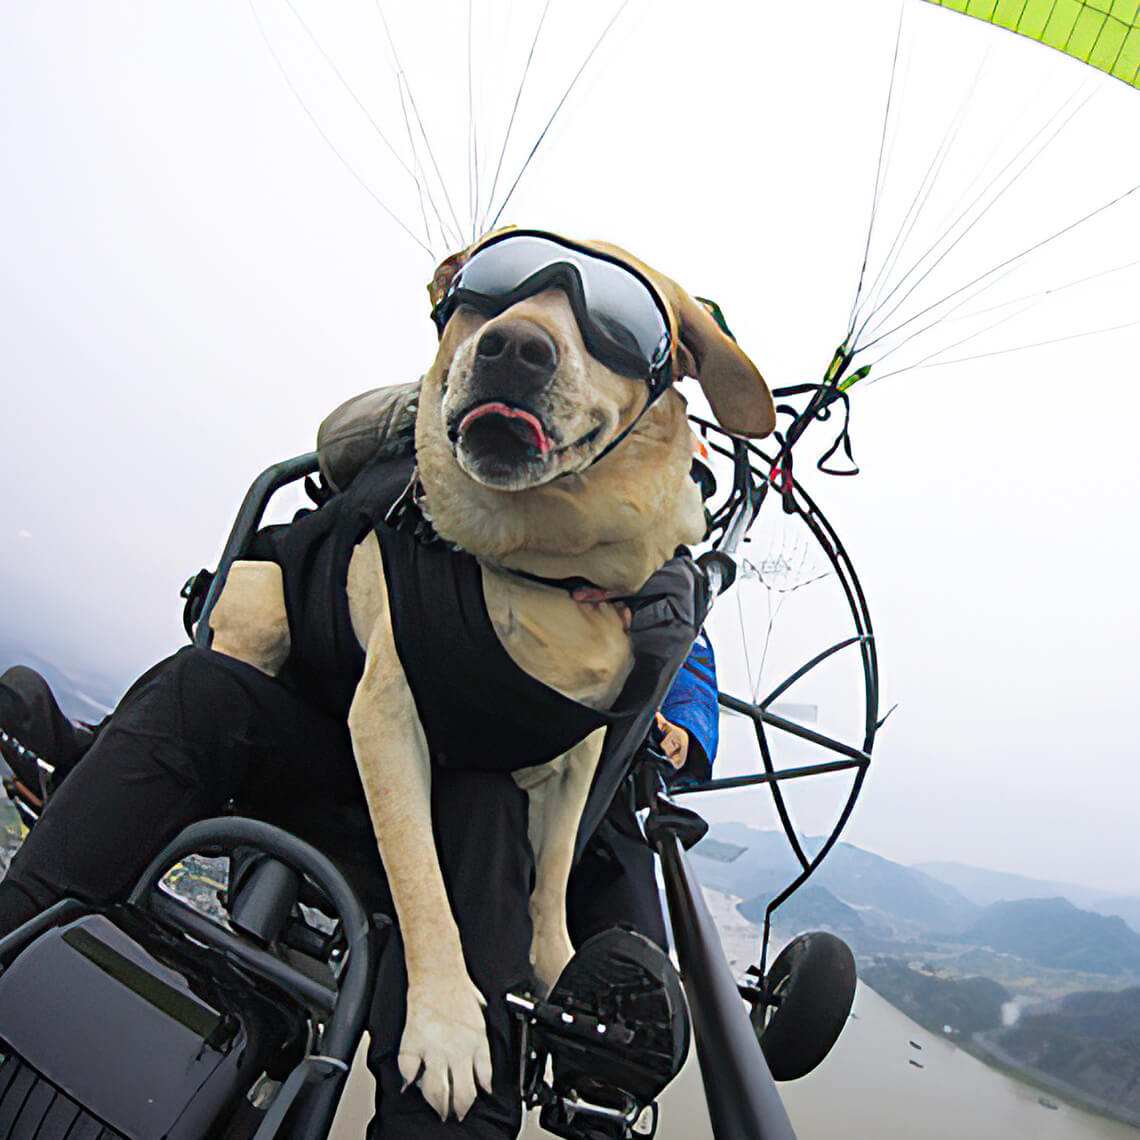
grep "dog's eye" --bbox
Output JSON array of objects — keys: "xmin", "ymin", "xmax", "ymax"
[{"xmin": 593, "ymin": 315, "xmax": 639, "ymax": 355}]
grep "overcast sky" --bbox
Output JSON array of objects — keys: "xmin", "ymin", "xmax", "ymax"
[{"xmin": 2, "ymin": 0, "xmax": 1139, "ymax": 894}]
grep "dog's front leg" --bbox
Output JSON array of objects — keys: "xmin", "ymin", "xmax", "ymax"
[
  {"xmin": 349, "ymin": 621, "xmax": 492, "ymax": 1121},
  {"xmin": 516, "ymin": 728, "xmax": 606, "ymax": 994}
]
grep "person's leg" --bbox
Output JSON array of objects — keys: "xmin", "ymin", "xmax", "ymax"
[
  {"xmin": 568, "ymin": 788, "xmax": 668, "ymax": 952},
  {"xmin": 0, "ymin": 646, "xmax": 355, "ymax": 934},
  {"xmin": 0, "ymin": 665, "xmax": 95, "ymax": 794},
  {"xmin": 365, "ymin": 767, "xmax": 534, "ymax": 1140},
  {"xmin": 0, "ymin": 648, "xmax": 533, "ymax": 1138}
]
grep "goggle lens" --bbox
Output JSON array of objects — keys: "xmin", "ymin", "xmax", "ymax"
[{"xmin": 439, "ymin": 234, "xmax": 671, "ymax": 379}]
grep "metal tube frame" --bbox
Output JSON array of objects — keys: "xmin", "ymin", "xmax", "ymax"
[{"xmin": 181, "ymin": 382, "xmax": 881, "ymax": 1139}]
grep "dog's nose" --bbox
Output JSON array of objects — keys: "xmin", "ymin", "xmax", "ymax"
[{"xmin": 475, "ymin": 319, "xmax": 558, "ymax": 384}]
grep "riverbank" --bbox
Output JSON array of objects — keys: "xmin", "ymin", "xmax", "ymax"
[
  {"xmin": 779, "ymin": 984, "xmax": 1140, "ymax": 1140},
  {"xmin": 859, "ymin": 954, "xmax": 1140, "ymax": 1131},
  {"xmin": 969, "ymin": 1030, "xmax": 1140, "ymax": 1132},
  {"xmin": 702, "ymin": 884, "xmax": 1140, "ymax": 1136}
]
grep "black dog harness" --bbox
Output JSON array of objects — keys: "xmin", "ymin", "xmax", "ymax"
[{"xmin": 248, "ymin": 456, "xmax": 708, "ymax": 782}]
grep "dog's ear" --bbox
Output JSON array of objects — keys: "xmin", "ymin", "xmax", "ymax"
[
  {"xmin": 586, "ymin": 240, "xmax": 775, "ymax": 438},
  {"xmin": 660, "ymin": 282, "xmax": 775, "ymax": 439},
  {"xmin": 428, "ymin": 226, "xmax": 520, "ymax": 312},
  {"xmin": 428, "ymin": 249, "xmax": 468, "ymax": 311}
]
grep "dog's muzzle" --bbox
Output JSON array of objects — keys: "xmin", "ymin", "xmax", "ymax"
[
  {"xmin": 448, "ymin": 320, "xmax": 563, "ymax": 483},
  {"xmin": 457, "ymin": 401, "xmax": 552, "ymax": 463}
]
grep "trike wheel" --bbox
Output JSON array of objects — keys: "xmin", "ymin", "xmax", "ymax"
[{"xmin": 752, "ymin": 931, "xmax": 856, "ymax": 1081}]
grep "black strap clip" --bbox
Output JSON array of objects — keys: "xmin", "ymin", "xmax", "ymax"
[{"xmin": 180, "ymin": 569, "xmax": 214, "ymax": 639}]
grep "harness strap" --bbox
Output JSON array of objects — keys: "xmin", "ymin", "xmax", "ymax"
[{"xmin": 387, "ymin": 464, "xmax": 667, "ymax": 604}]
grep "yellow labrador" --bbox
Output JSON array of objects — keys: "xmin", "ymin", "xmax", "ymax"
[{"xmin": 208, "ymin": 229, "xmax": 772, "ymax": 1121}]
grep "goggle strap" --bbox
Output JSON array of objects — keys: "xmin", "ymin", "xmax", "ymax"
[{"xmin": 589, "ymin": 378, "xmax": 672, "ymax": 467}]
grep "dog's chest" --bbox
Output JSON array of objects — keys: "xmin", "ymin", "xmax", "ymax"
[{"xmin": 481, "ymin": 569, "xmax": 633, "ymax": 711}]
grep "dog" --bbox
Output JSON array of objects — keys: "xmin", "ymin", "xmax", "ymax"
[{"xmin": 206, "ymin": 228, "xmax": 773, "ymax": 1121}]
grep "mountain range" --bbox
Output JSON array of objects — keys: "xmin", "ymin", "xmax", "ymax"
[
  {"xmin": 692, "ymin": 823, "xmax": 1140, "ymax": 976},
  {"xmin": 945, "ymin": 897, "xmax": 1140, "ymax": 975},
  {"xmin": 993, "ymin": 987, "xmax": 1140, "ymax": 1121},
  {"xmin": 917, "ymin": 859, "xmax": 1140, "ymax": 930},
  {"xmin": 693, "ymin": 823, "xmax": 978, "ymax": 929}
]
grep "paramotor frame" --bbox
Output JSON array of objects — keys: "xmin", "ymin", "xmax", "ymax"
[{"xmin": 682, "ymin": 362, "xmax": 882, "ymax": 981}]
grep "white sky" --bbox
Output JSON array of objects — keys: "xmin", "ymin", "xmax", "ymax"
[{"xmin": 2, "ymin": 0, "xmax": 1139, "ymax": 894}]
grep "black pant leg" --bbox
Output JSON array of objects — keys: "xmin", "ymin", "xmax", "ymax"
[
  {"xmin": 0, "ymin": 665, "xmax": 94, "ymax": 785},
  {"xmin": 568, "ymin": 788, "xmax": 667, "ymax": 952},
  {"xmin": 0, "ymin": 646, "xmax": 359, "ymax": 933},
  {"xmin": 366, "ymin": 767, "xmax": 534, "ymax": 1140}
]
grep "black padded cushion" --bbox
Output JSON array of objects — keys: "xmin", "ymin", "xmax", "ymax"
[{"xmin": 316, "ymin": 382, "xmax": 419, "ymax": 492}]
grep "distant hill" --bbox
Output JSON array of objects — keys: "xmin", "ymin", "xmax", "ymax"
[
  {"xmin": 1092, "ymin": 897, "xmax": 1140, "ymax": 937},
  {"xmin": 916, "ymin": 859, "xmax": 1108, "ymax": 908},
  {"xmin": 817, "ymin": 842, "xmax": 979, "ymax": 930},
  {"xmin": 862, "ymin": 958, "xmax": 1010, "ymax": 1037},
  {"xmin": 737, "ymin": 884, "xmax": 868, "ymax": 937},
  {"xmin": 948, "ymin": 898, "xmax": 1140, "ymax": 975},
  {"xmin": 994, "ymin": 987, "xmax": 1140, "ymax": 1121},
  {"xmin": 692, "ymin": 823, "xmax": 978, "ymax": 933},
  {"xmin": 918, "ymin": 859, "xmax": 1140, "ymax": 935}
]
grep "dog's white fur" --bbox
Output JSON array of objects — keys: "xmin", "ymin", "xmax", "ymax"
[{"xmin": 208, "ymin": 239, "xmax": 766, "ymax": 1121}]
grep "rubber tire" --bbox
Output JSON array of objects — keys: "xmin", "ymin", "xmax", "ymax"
[{"xmin": 753, "ymin": 931, "xmax": 856, "ymax": 1081}]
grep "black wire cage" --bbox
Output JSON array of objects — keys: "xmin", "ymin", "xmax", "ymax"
[{"xmin": 685, "ymin": 381, "xmax": 882, "ymax": 982}]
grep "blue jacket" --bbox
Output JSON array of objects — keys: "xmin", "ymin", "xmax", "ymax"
[{"xmin": 660, "ymin": 628, "xmax": 718, "ymax": 786}]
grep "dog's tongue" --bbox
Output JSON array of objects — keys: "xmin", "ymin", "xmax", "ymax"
[{"xmin": 459, "ymin": 402, "xmax": 552, "ymax": 458}]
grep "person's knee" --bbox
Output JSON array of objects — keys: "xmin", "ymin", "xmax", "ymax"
[
  {"xmin": 0, "ymin": 666, "xmax": 48, "ymax": 739},
  {"xmin": 0, "ymin": 664, "xmax": 47, "ymax": 697},
  {"xmin": 116, "ymin": 647, "xmax": 269, "ymax": 754},
  {"xmin": 0, "ymin": 880, "xmax": 46, "ymax": 936}
]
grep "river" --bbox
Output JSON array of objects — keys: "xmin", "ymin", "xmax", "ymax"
[
  {"xmin": 331, "ymin": 976, "xmax": 1138, "ymax": 1139},
  {"xmin": 640, "ymin": 982, "xmax": 1140, "ymax": 1140},
  {"xmin": 329, "ymin": 886, "xmax": 1140, "ymax": 1139}
]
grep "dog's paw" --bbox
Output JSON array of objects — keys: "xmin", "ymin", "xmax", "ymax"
[
  {"xmin": 398, "ymin": 974, "xmax": 493, "ymax": 1121},
  {"xmin": 531, "ymin": 923, "xmax": 575, "ymax": 996}
]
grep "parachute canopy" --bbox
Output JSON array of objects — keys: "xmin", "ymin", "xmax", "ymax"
[{"xmin": 923, "ymin": 0, "xmax": 1140, "ymax": 89}]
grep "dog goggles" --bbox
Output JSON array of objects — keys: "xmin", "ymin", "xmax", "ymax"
[{"xmin": 431, "ymin": 230, "xmax": 675, "ymax": 398}]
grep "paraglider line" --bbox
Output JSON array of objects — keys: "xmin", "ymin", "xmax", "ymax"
[
  {"xmin": 867, "ymin": 254, "xmax": 1140, "ymax": 372},
  {"xmin": 858, "ymin": 262, "xmax": 1027, "ymax": 369},
  {"xmin": 736, "ymin": 587, "xmax": 757, "ymax": 705},
  {"xmin": 247, "ymin": 0, "xmax": 433, "ymax": 255},
  {"xmin": 872, "ymin": 316, "xmax": 1140, "ymax": 380},
  {"xmin": 395, "ymin": 69, "xmax": 438, "ymax": 253},
  {"xmin": 863, "ymin": 292, "xmax": 1037, "ymax": 377},
  {"xmin": 468, "ymin": 0, "xmax": 480, "ymax": 241},
  {"xmin": 488, "ymin": 0, "xmax": 631, "ymax": 233},
  {"xmin": 480, "ymin": 0, "xmax": 553, "ymax": 236},
  {"xmin": 855, "ymin": 175, "xmax": 1140, "ymax": 357},
  {"xmin": 279, "ymin": 0, "xmax": 420, "ymax": 180},
  {"xmin": 855, "ymin": 83, "xmax": 1098, "ymax": 348},
  {"xmin": 854, "ymin": 42, "xmax": 994, "ymax": 333},
  {"xmin": 847, "ymin": 4, "xmax": 906, "ymax": 337},
  {"xmin": 374, "ymin": 0, "xmax": 467, "ymax": 249},
  {"xmin": 940, "ymin": 255, "xmax": 1140, "ymax": 321}
]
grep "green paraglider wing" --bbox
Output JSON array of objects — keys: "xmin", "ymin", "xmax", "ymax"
[{"xmin": 922, "ymin": 1, "xmax": 1140, "ymax": 89}]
